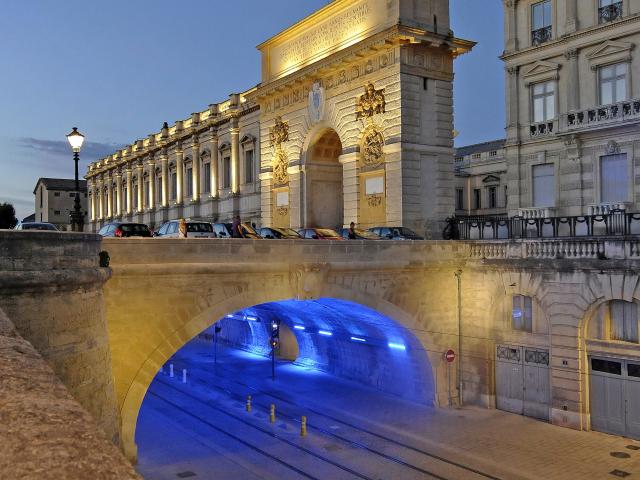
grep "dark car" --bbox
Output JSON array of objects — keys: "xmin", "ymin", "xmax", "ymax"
[
  {"xmin": 98, "ymin": 222, "xmax": 152, "ymax": 238},
  {"xmin": 339, "ymin": 228, "xmax": 381, "ymax": 240},
  {"xmin": 154, "ymin": 221, "xmax": 216, "ymax": 238},
  {"xmin": 213, "ymin": 222, "xmax": 261, "ymax": 239},
  {"xmin": 258, "ymin": 227, "xmax": 301, "ymax": 239},
  {"xmin": 368, "ymin": 226, "xmax": 424, "ymax": 240},
  {"xmin": 298, "ymin": 228, "xmax": 344, "ymax": 240},
  {"xmin": 14, "ymin": 222, "xmax": 58, "ymax": 231}
]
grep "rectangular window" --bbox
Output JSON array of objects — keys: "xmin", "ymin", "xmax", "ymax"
[
  {"xmin": 455, "ymin": 188, "xmax": 464, "ymax": 210},
  {"xmin": 512, "ymin": 295, "xmax": 533, "ymax": 332},
  {"xmin": 473, "ymin": 189, "xmax": 481, "ymax": 210},
  {"xmin": 245, "ymin": 150, "xmax": 254, "ymax": 184},
  {"xmin": 133, "ymin": 184, "xmax": 138, "ymax": 210},
  {"xmin": 40, "ymin": 187, "xmax": 43, "ymax": 208},
  {"xmin": 171, "ymin": 173, "xmax": 177, "ymax": 200},
  {"xmin": 156, "ymin": 176, "xmax": 162, "ymax": 203},
  {"xmin": 488, "ymin": 186, "xmax": 497, "ymax": 209},
  {"xmin": 365, "ymin": 176, "xmax": 384, "ymax": 195},
  {"xmin": 504, "ymin": 185, "xmax": 508, "ymax": 208},
  {"xmin": 54, "ymin": 210, "xmax": 61, "ymax": 215},
  {"xmin": 123, "ymin": 187, "xmax": 128, "ymax": 211},
  {"xmin": 532, "ymin": 164, "xmax": 555, "ymax": 207},
  {"xmin": 222, "ymin": 157, "xmax": 231, "ymax": 189},
  {"xmin": 610, "ymin": 300, "xmax": 639, "ymax": 343},
  {"xmin": 599, "ymin": 0, "xmax": 623, "ymax": 23},
  {"xmin": 531, "ymin": 0, "xmax": 552, "ymax": 45},
  {"xmin": 186, "ymin": 167, "xmax": 193, "ymax": 197},
  {"xmin": 145, "ymin": 181, "xmax": 150, "ymax": 207},
  {"xmin": 276, "ymin": 191, "xmax": 289, "ymax": 207},
  {"xmin": 54, "ymin": 192, "xmax": 60, "ymax": 197},
  {"xmin": 532, "ymin": 81, "xmax": 555, "ymax": 122},
  {"xmin": 599, "ymin": 63, "xmax": 627, "ymax": 105},
  {"xmin": 591, "ymin": 358, "xmax": 622, "ymax": 375},
  {"xmin": 600, "ymin": 153, "xmax": 627, "ymax": 203},
  {"xmin": 203, "ymin": 163, "xmax": 211, "ymax": 194}
]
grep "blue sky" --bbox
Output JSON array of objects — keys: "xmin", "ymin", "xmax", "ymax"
[{"xmin": 0, "ymin": 0, "xmax": 504, "ymax": 219}]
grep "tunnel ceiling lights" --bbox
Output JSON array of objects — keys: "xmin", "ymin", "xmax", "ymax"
[
  {"xmin": 350, "ymin": 336, "xmax": 367, "ymax": 343},
  {"xmin": 388, "ymin": 342, "xmax": 407, "ymax": 351},
  {"xmin": 318, "ymin": 330, "xmax": 333, "ymax": 336},
  {"xmin": 293, "ymin": 325, "xmax": 306, "ymax": 331}
]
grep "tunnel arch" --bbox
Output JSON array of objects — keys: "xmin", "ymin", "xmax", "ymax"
[{"xmin": 120, "ymin": 283, "xmax": 434, "ymax": 463}]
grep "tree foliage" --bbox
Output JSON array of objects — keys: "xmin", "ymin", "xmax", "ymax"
[{"xmin": 0, "ymin": 203, "xmax": 18, "ymax": 229}]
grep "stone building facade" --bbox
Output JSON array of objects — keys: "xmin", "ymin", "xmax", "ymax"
[
  {"xmin": 33, "ymin": 178, "xmax": 88, "ymax": 230},
  {"xmin": 503, "ymin": 0, "xmax": 640, "ymax": 219},
  {"xmin": 85, "ymin": 0, "xmax": 474, "ymax": 238}
]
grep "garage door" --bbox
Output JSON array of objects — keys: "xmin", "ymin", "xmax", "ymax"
[
  {"xmin": 496, "ymin": 345, "xmax": 550, "ymax": 421},
  {"xmin": 590, "ymin": 357, "xmax": 640, "ymax": 440}
]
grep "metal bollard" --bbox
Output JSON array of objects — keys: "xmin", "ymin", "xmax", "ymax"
[
  {"xmin": 301, "ymin": 416, "xmax": 307, "ymax": 437},
  {"xmin": 246, "ymin": 395, "xmax": 252, "ymax": 413},
  {"xmin": 169, "ymin": 364, "xmax": 174, "ymax": 378},
  {"xmin": 182, "ymin": 369, "xmax": 187, "ymax": 384},
  {"xmin": 270, "ymin": 404, "xmax": 276, "ymax": 424}
]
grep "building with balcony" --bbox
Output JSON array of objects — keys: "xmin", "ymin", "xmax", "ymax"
[
  {"xmin": 502, "ymin": 0, "xmax": 640, "ymax": 219},
  {"xmin": 33, "ymin": 178, "xmax": 88, "ymax": 231}
]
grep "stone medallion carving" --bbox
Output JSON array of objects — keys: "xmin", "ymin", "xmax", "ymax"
[
  {"xmin": 290, "ymin": 263, "xmax": 329, "ymax": 300},
  {"xmin": 308, "ymin": 80, "xmax": 325, "ymax": 124},
  {"xmin": 356, "ymin": 82, "xmax": 385, "ymax": 119},
  {"xmin": 605, "ymin": 140, "xmax": 621, "ymax": 155},
  {"xmin": 270, "ymin": 117, "xmax": 290, "ymax": 186},
  {"xmin": 360, "ymin": 124, "xmax": 385, "ymax": 169}
]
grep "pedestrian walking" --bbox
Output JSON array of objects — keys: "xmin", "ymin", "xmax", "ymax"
[{"xmin": 348, "ymin": 221, "xmax": 357, "ymax": 239}]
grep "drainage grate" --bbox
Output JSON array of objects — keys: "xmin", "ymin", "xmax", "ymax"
[
  {"xmin": 176, "ymin": 472, "xmax": 197, "ymax": 478},
  {"xmin": 611, "ymin": 452, "xmax": 632, "ymax": 459},
  {"xmin": 610, "ymin": 470, "xmax": 631, "ymax": 478},
  {"xmin": 626, "ymin": 445, "xmax": 640, "ymax": 451}
]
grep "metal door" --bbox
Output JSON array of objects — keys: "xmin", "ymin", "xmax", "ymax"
[
  {"xmin": 589, "ymin": 357, "xmax": 628, "ymax": 437},
  {"xmin": 523, "ymin": 348, "xmax": 550, "ymax": 420},
  {"xmin": 496, "ymin": 345, "xmax": 524, "ymax": 415},
  {"xmin": 626, "ymin": 362, "xmax": 640, "ymax": 439}
]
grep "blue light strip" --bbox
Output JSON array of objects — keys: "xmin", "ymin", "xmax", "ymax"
[
  {"xmin": 318, "ymin": 330, "xmax": 332, "ymax": 336},
  {"xmin": 388, "ymin": 342, "xmax": 406, "ymax": 351},
  {"xmin": 293, "ymin": 325, "xmax": 306, "ymax": 331},
  {"xmin": 350, "ymin": 336, "xmax": 366, "ymax": 343}
]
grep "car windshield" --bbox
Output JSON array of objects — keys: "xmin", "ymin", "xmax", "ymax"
[
  {"xmin": 277, "ymin": 228, "xmax": 300, "ymax": 237},
  {"xmin": 317, "ymin": 229, "xmax": 341, "ymax": 238},
  {"xmin": 240, "ymin": 223, "xmax": 258, "ymax": 235},
  {"xmin": 121, "ymin": 224, "xmax": 149, "ymax": 233},
  {"xmin": 187, "ymin": 223, "xmax": 213, "ymax": 233},
  {"xmin": 355, "ymin": 229, "xmax": 380, "ymax": 239}
]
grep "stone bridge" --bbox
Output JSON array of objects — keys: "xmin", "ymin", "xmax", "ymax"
[{"xmin": 2, "ymin": 231, "xmax": 640, "ymax": 463}]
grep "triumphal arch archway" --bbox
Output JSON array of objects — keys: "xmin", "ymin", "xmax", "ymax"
[{"xmin": 250, "ymin": 0, "xmax": 473, "ymax": 237}]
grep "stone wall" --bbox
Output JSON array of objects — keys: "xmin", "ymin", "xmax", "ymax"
[
  {"xmin": 0, "ymin": 231, "xmax": 120, "ymax": 445},
  {"xmin": 0, "ymin": 306, "xmax": 139, "ymax": 479}
]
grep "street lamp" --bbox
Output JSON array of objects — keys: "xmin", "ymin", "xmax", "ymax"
[{"xmin": 66, "ymin": 127, "xmax": 85, "ymax": 232}]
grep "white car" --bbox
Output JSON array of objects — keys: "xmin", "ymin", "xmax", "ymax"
[{"xmin": 153, "ymin": 221, "xmax": 217, "ymax": 238}]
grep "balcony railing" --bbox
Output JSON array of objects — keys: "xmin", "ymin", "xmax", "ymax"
[
  {"xmin": 454, "ymin": 209, "xmax": 640, "ymax": 240},
  {"xmin": 531, "ymin": 26, "xmax": 552, "ymax": 46},
  {"xmin": 599, "ymin": 2, "xmax": 623, "ymax": 23},
  {"xmin": 530, "ymin": 119, "xmax": 556, "ymax": 137},
  {"xmin": 563, "ymin": 98, "xmax": 640, "ymax": 132}
]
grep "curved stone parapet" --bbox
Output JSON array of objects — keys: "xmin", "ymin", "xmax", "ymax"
[
  {"xmin": 0, "ymin": 231, "xmax": 119, "ymax": 446},
  {"xmin": 0, "ymin": 306, "xmax": 139, "ymax": 479}
]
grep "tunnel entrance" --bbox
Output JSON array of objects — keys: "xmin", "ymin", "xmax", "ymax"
[{"xmin": 135, "ymin": 298, "xmax": 436, "ymax": 479}]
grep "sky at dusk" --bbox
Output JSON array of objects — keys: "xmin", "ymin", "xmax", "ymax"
[{"xmin": 0, "ymin": 0, "xmax": 504, "ymax": 220}]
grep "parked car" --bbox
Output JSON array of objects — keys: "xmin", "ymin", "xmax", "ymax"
[
  {"xmin": 339, "ymin": 228, "xmax": 381, "ymax": 240},
  {"xmin": 258, "ymin": 227, "xmax": 301, "ymax": 239},
  {"xmin": 212, "ymin": 222, "xmax": 261, "ymax": 239},
  {"xmin": 98, "ymin": 222, "xmax": 152, "ymax": 238},
  {"xmin": 298, "ymin": 228, "xmax": 344, "ymax": 240},
  {"xmin": 154, "ymin": 220, "xmax": 216, "ymax": 238},
  {"xmin": 14, "ymin": 222, "xmax": 58, "ymax": 231},
  {"xmin": 368, "ymin": 226, "xmax": 424, "ymax": 240}
]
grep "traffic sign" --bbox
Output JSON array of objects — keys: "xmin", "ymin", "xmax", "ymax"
[{"xmin": 445, "ymin": 349, "xmax": 456, "ymax": 363}]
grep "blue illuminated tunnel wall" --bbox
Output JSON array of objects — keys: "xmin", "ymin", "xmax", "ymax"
[{"xmin": 204, "ymin": 298, "xmax": 434, "ymax": 405}]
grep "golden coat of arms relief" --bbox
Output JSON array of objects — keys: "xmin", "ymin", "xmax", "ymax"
[
  {"xmin": 356, "ymin": 83, "xmax": 386, "ymax": 171},
  {"xmin": 269, "ymin": 116, "xmax": 290, "ymax": 186}
]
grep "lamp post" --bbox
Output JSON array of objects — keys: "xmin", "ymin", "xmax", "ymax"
[{"xmin": 66, "ymin": 127, "xmax": 85, "ymax": 232}]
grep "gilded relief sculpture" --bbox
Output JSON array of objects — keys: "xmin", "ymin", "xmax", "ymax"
[
  {"xmin": 356, "ymin": 82, "xmax": 386, "ymax": 119},
  {"xmin": 269, "ymin": 116, "xmax": 290, "ymax": 186}
]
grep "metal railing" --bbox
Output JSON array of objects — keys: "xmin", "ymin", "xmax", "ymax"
[
  {"xmin": 531, "ymin": 26, "xmax": 552, "ymax": 46},
  {"xmin": 455, "ymin": 210, "xmax": 640, "ymax": 240},
  {"xmin": 599, "ymin": 2, "xmax": 623, "ymax": 23}
]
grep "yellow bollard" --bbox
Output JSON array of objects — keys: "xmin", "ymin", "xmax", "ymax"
[
  {"xmin": 270, "ymin": 404, "xmax": 276, "ymax": 424},
  {"xmin": 301, "ymin": 416, "xmax": 307, "ymax": 437},
  {"xmin": 246, "ymin": 395, "xmax": 252, "ymax": 413}
]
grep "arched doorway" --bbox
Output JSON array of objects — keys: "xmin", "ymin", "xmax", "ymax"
[{"xmin": 304, "ymin": 129, "xmax": 343, "ymax": 229}]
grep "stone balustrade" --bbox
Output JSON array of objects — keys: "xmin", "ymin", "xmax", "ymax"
[
  {"xmin": 563, "ymin": 98, "xmax": 640, "ymax": 132},
  {"xmin": 517, "ymin": 207, "xmax": 555, "ymax": 219}
]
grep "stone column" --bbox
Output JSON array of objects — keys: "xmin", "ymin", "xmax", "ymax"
[
  {"xmin": 87, "ymin": 179, "xmax": 94, "ymax": 222},
  {"xmin": 230, "ymin": 118, "xmax": 240, "ymax": 195},
  {"xmin": 506, "ymin": 66, "xmax": 520, "ymax": 144},
  {"xmin": 136, "ymin": 163, "xmax": 144, "ymax": 212},
  {"xmin": 125, "ymin": 165, "xmax": 133, "ymax": 215},
  {"xmin": 505, "ymin": 0, "xmax": 518, "ymax": 52},
  {"xmin": 147, "ymin": 157, "xmax": 156, "ymax": 211},
  {"xmin": 98, "ymin": 177, "xmax": 104, "ymax": 220},
  {"xmin": 565, "ymin": 49, "xmax": 580, "ymax": 112},
  {"xmin": 176, "ymin": 147, "xmax": 184, "ymax": 205},
  {"xmin": 565, "ymin": 0, "xmax": 578, "ymax": 34},
  {"xmin": 115, "ymin": 171, "xmax": 123, "ymax": 217},
  {"xmin": 191, "ymin": 138, "xmax": 200, "ymax": 201},
  {"xmin": 210, "ymin": 130, "xmax": 219, "ymax": 198},
  {"xmin": 106, "ymin": 173, "xmax": 113, "ymax": 218},
  {"xmin": 160, "ymin": 152, "xmax": 168, "ymax": 207}
]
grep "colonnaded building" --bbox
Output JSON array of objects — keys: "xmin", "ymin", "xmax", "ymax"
[{"xmin": 86, "ymin": 0, "xmax": 474, "ymax": 238}]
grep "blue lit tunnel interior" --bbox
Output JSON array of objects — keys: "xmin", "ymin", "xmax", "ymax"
[{"xmin": 199, "ymin": 298, "xmax": 434, "ymax": 405}]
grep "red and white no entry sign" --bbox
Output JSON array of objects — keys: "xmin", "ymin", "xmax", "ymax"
[{"xmin": 445, "ymin": 349, "xmax": 456, "ymax": 363}]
